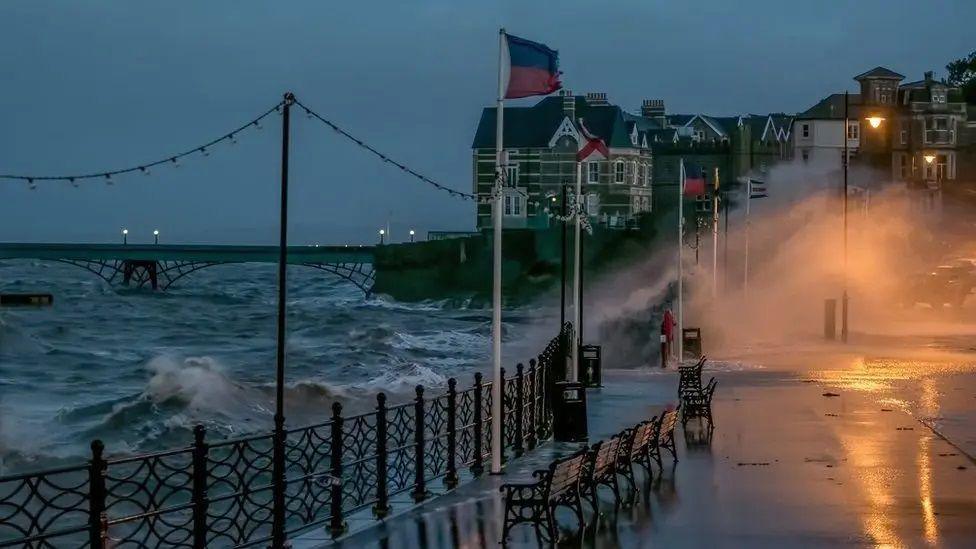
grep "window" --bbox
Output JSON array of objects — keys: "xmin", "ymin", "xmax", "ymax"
[
  {"xmin": 847, "ymin": 121, "xmax": 859, "ymax": 140},
  {"xmin": 900, "ymin": 130, "xmax": 908, "ymax": 145},
  {"xmin": 502, "ymin": 191, "xmax": 523, "ymax": 217},
  {"xmin": 587, "ymin": 161, "xmax": 599, "ymax": 184},
  {"xmin": 632, "ymin": 196, "xmax": 641, "ymax": 212},
  {"xmin": 899, "ymin": 154, "xmax": 908, "ymax": 179},
  {"xmin": 631, "ymin": 161, "xmax": 638, "ymax": 185},
  {"xmin": 504, "ymin": 163, "xmax": 519, "ymax": 186},
  {"xmin": 586, "ymin": 193, "xmax": 599, "ymax": 215},
  {"xmin": 801, "ymin": 149, "xmax": 809, "ymax": 162},
  {"xmin": 643, "ymin": 162, "xmax": 651, "ymax": 186},
  {"xmin": 637, "ymin": 163, "xmax": 644, "ymax": 186},
  {"xmin": 936, "ymin": 154, "xmax": 948, "ymax": 181},
  {"xmin": 801, "ymin": 124, "xmax": 810, "ymax": 138},
  {"xmin": 695, "ymin": 130, "xmax": 705, "ymax": 141},
  {"xmin": 641, "ymin": 196, "xmax": 650, "ymax": 212},
  {"xmin": 614, "ymin": 161, "xmax": 625, "ymax": 183}
]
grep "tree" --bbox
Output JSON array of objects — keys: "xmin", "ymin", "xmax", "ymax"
[{"xmin": 946, "ymin": 51, "xmax": 976, "ymax": 103}]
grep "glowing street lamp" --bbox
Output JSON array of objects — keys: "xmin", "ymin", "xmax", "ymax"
[
  {"xmin": 153, "ymin": 229, "xmax": 160, "ymax": 245},
  {"xmin": 379, "ymin": 229, "xmax": 385, "ymax": 245},
  {"xmin": 866, "ymin": 116, "xmax": 884, "ymax": 129},
  {"xmin": 409, "ymin": 229, "xmax": 415, "ymax": 242},
  {"xmin": 122, "ymin": 228, "xmax": 128, "ymax": 245},
  {"xmin": 924, "ymin": 154, "xmax": 936, "ymax": 164}
]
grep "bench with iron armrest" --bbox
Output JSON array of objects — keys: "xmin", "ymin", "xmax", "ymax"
[
  {"xmin": 681, "ymin": 377, "xmax": 717, "ymax": 426},
  {"xmin": 677, "ymin": 356, "xmax": 707, "ymax": 399},
  {"xmin": 614, "ymin": 419, "xmax": 659, "ymax": 500},
  {"xmin": 501, "ymin": 449, "xmax": 588, "ymax": 543},
  {"xmin": 648, "ymin": 407, "xmax": 680, "ymax": 470}
]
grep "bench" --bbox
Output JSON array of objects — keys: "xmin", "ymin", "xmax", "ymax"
[
  {"xmin": 615, "ymin": 419, "xmax": 658, "ymax": 499},
  {"xmin": 579, "ymin": 432, "xmax": 623, "ymax": 515},
  {"xmin": 500, "ymin": 448, "xmax": 588, "ymax": 542},
  {"xmin": 678, "ymin": 356, "xmax": 707, "ymax": 399},
  {"xmin": 648, "ymin": 407, "xmax": 680, "ymax": 469},
  {"xmin": 681, "ymin": 377, "xmax": 717, "ymax": 426}
]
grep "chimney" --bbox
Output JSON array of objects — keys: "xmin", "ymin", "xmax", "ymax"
[
  {"xmin": 585, "ymin": 92, "xmax": 609, "ymax": 106},
  {"xmin": 559, "ymin": 89, "xmax": 575, "ymax": 120},
  {"xmin": 641, "ymin": 99, "xmax": 667, "ymax": 126},
  {"xmin": 924, "ymin": 70, "xmax": 934, "ymax": 84}
]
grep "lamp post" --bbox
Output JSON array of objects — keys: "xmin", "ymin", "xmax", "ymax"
[
  {"xmin": 379, "ymin": 229, "xmax": 385, "ymax": 245},
  {"xmin": 842, "ymin": 91, "xmax": 849, "ymax": 343},
  {"xmin": 409, "ymin": 229, "xmax": 415, "ymax": 243},
  {"xmin": 121, "ymin": 228, "xmax": 128, "ymax": 245},
  {"xmin": 153, "ymin": 229, "xmax": 159, "ymax": 245}
]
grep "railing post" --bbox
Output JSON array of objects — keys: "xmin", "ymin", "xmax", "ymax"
[
  {"xmin": 271, "ymin": 420, "xmax": 287, "ymax": 546},
  {"xmin": 329, "ymin": 402, "xmax": 346, "ymax": 538},
  {"xmin": 471, "ymin": 373, "xmax": 484, "ymax": 477},
  {"xmin": 498, "ymin": 367, "xmax": 506, "ymax": 464},
  {"xmin": 514, "ymin": 363, "xmax": 525, "ymax": 457},
  {"xmin": 88, "ymin": 440, "xmax": 107, "ymax": 549},
  {"xmin": 412, "ymin": 385, "xmax": 427, "ymax": 502},
  {"xmin": 373, "ymin": 393, "xmax": 390, "ymax": 518},
  {"xmin": 527, "ymin": 359, "xmax": 538, "ymax": 450},
  {"xmin": 445, "ymin": 378, "xmax": 459, "ymax": 489},
  {"xmin": 191, "ymin": 426, "xmax": 209, "ymax": 549}
]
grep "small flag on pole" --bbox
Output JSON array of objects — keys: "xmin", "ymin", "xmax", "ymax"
[
  {"xmin": 576, "ymin": 119, "xmax": 609, "ymax": 161},
  {"xmin": 749, "ymin": 178, "xmax": 768, "ymax": 199},
  {"xmin": 503, "ymin": 33, "xmax": 562, "ymax": 99},
  {"xmin": 683, "ymin": 165, "xmax": 706, "ymax": 197}
]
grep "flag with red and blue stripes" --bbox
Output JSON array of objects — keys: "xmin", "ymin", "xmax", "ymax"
[{"xmin": 504, "ymin": 33, "xmax": 562, "ymax": 99}]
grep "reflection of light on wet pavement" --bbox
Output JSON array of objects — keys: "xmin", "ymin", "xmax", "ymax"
[
  {"xmin": 918, "ymin": 433, "xmax": 939, "ymax": 546},
  {"xmin": 839, "ymin": 433, "xmax": 903, "ymax": 548}
]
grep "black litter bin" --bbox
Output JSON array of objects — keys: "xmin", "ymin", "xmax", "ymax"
[
  {"xmin": 682, "ymin": 328, "xmax": 702, "ymax": 358},
  {"xmin": 552, "ymin": 381, "xmax": 588, "ymax": 442},
  {"xmin": 579, "ymin": 345, "xmax": 602, "ymax": 387}
]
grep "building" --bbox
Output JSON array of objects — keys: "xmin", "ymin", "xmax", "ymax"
[
  {"xmin": 471, "ymin": 93, "xmax": 794, "ymax": 229},
  {"xmin": 471, "ymin": 91, "xmax": 654, "ymax": 230},
  {"xmin": 792, "ymin": 66, "xmax": 975, "ymax": 188}
]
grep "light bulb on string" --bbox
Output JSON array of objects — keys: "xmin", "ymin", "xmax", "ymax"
[
  {"xmin": 171, "ymin": 157, "xmax": 180, "ymax": 168},
  {"xmin": 69, "ymin": 178, "xmax": 78, "ymax": 188},
  {"xmin": 105, "ymin": 174, "xmax": 113, "ymax": 185},
  {"xmin": 140, "ymin": 166, "xmax": 150, "ymax": 176},
  {"xmin": 229, "ymin": 133, "xmax": 237, "ymax": 145},
  {"xmin": 254, "ymin": 121, "xmax": 262, "ymax": 131},
  {"xmin": 27, "ymin": 178, "xmax": 36, "ymax": 191},
  {"xmin": 200, "ymin": 147, "xmax": 210, "ymax": 157}
]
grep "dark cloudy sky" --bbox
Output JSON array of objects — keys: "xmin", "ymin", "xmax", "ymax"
[{"xmin": 1, "ymin": 1, "xmax": 973, "ymax": 244}]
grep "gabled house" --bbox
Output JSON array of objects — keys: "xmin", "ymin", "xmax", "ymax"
[{"xmin": 471, "ymin": 91, "xmax": 654, "ymax": 229}]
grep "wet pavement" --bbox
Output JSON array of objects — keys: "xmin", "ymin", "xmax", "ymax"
[{"xmin": 296, "ymin": 366, "xmax": 976, "ymax": 548}]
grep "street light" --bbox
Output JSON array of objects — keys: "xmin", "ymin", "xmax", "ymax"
[
  {"xmin": 153, "ymin": 229, "xmax": 160, "ymax": 245},
  {"xmin": 924, "ymin": 154, "xmax": 936, "ymax": 164},
  {"xmin": 866, "ymin": 116, "xmax": 884, "ymax": 129},
  {"xmin": 122, "ymin": 228, "xmax": 128, "ymax": 245},
  {"xmin": 409, "ymin": 229, "xmax": 415, "ymax": 242},
  {"xmin": 379, "ymin": 229, "xmax": 385, "ymax": 245}
]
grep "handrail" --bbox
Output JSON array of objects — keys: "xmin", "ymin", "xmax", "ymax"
[{"xmin": 0, "ymin": 323, "xmax": 572, "ymax": 548}]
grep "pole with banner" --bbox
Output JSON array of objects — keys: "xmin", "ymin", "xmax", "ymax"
[
  {"xmin": 571, "ymin": 159, "xmax": 582, "ymax": 382},
  {"xmin": 490, "ymin": 28, "xmax": 506, "ymax": 475},
  {"xmin": 712, "ymin": 167, "xmax": 720, "ymax": 300},
  {"xmin": 677, "ymin": 159, "xmax": 685, "ymax": 361}
]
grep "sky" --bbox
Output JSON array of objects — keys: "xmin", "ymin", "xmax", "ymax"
[{"xmin": 1, "ymin": 0, "xmax": 973, "ymax": 245}]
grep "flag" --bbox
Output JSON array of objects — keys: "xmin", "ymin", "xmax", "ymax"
[
  {"xmin": 576, "ymin": 119, "xmax": 609, "ymax": 161},
  {"xmin": 683, "ymin": 165, "xmax": 706, "ymax": 197},
  {"xmin": 504, "ymin": 33, "xmax": 562, "ymax": 99},
  {"xmin": 749, "ymin": 178, "xmax": 768, "ymax": 199}
]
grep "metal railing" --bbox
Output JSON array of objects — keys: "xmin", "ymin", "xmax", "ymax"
[{"xmin": 0, "ymin": 324, "xmax": 570, "ymax": 548}]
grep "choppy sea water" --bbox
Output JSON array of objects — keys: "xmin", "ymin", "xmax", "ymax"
[{"xmin": 0, "ymin": 260, "xmax": 557, "ymax": 473}]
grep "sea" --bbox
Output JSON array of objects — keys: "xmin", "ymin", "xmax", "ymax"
[{"xmin": 0, "ymin": 260, "xmax": 559, "ymax": 474}]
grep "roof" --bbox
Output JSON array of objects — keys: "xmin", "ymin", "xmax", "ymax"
[
  {"xmin": 795, "ymin": 93, "xmax": 864, "ymax": 120},
  {"xmin": 472, "ymin": 95, "xmax": 658, "ymax": 150},
  {"xmin": 853, "ymin": 66, "xmax": 905, "ymax": 80},
  {"xmin": 666, "ymin": 114, "xmax": 695, "ymax": 127}
]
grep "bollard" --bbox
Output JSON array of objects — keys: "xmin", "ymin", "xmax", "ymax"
[{"xmin": 191, "ymin": 426, "xmax": 210, "ymax": 548}]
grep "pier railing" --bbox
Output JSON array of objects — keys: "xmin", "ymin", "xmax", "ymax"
[{"xmin": 0, "ymin": 324, "xmax": 571, "ymax": 548}]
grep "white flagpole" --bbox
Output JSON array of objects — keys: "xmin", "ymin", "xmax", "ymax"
[
  {"xmin": 744, "ymin": 178, "xmax": 751, "ymax": 297},
  {"xmin": 490, "ymin": 27, "xmax": 506, "ymax": 474},
  {"xmin": 712, "ymin": 167, "xmax": 719, "ymax": 300},
  {"xmin": 677, "ymin": 159, "xmax": 684, "ymax": 362},
  {"xmin": 571, "ymin": 159, "xmax": 582, "ymax": 382}
]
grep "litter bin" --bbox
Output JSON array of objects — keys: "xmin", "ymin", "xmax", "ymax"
[
  {"xmin": 551, "ymin": 381, "xmax": 588, "ymax": 442},
  {"xmin": 579, "ymin": 345, "xmax": 602, "ymax": 387},
  {"xmin": 682, "ymin": 328, "xmax": 702, "ymax": 359}
]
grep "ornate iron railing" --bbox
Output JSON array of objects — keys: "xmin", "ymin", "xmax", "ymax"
[{"xmin": 0, "ymin": 324, "xmax": 570, "ymax": 548}]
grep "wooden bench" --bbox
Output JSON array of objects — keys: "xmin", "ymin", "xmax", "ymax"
[
  {"xmin": 678, "ymin": 356, "xmax": 707, "ymax": 399},
  {"xmin": 681, "ymin": 377, "xmax": 717, "ymax": 426},
  {"xmin": 648, "ymin": 407, "xmax": 680, "ymax": 469},
  {"xmin": 579, "ymin": 432, "xmax": 623, "ymax": 515},
  {"xmin": 500, "ymin": 449, "xmax": 588, "ymax": 542},
  {"xmin": 615, "ymin": 419, "xmax": 658, "ymax": 499}
]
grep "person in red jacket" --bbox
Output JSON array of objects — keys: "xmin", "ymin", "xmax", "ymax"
[{"xmin": 661, "ymin": 304, "xmax": 675, "ymax": 367}]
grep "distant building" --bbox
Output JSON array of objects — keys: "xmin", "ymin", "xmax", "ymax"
[
  {"xmin": 471, "ymin": 93, "xmax": 793, "ymax": 229},
  {"xmin": 792, "ymin": 66, "xmax": 975, "ymax": 188},
  {"xmin": 471, "ymin": 91, "xmax": 654, "ymax": 230}
]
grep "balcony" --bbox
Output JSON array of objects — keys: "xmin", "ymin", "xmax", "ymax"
[{"xmin": 923, "ymin": 129, "xmax": 954, "ymax": 145}]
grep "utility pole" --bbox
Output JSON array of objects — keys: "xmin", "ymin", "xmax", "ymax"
[{"xmin": 842, "ymin": 91, "xmax": 849, "ymax": 343}]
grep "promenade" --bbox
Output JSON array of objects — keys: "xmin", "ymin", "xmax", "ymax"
[{"xmin": 302, "ymin": 363, "xmax": 976, "ymax": 548}]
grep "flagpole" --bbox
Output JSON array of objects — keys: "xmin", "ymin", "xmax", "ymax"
[
  {"xmin": 571, "ymin": 159, "xmax": 582, "ymax": 382},
  {"xmin": 744, "ymin": 178, "xmax": 751, "ymax": 297},
  {"xmin": 490, "ymin": 27, "xmax": 505, "ymax": 475},
  {"xmin": 677, "ymin": 159, "xmax": 684, "ymax": 362},
  {"xmin": 712, "ymin": 167, "xmax": 719, "ymax": 300}
]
